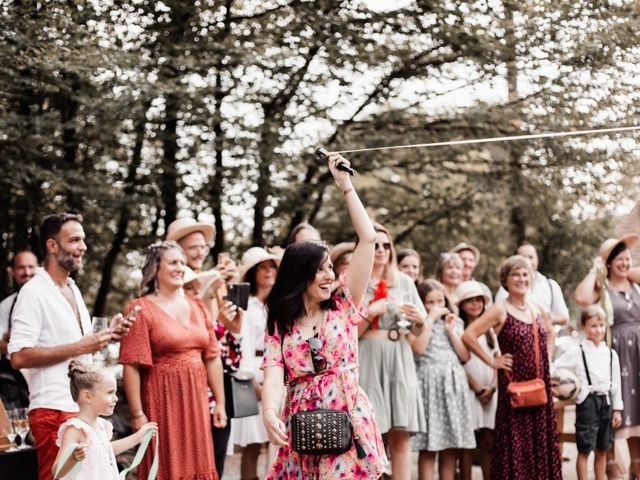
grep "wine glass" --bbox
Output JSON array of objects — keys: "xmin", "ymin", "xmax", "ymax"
[
  {"xmin": 92, "ymin": 316, "xmax": 109, "ymax": 362},
  {"xmin": 13, "ymin": 408, "xmax": 30, "ymax": 450},
  {"xmin": 5, "ymin": 409, "xmax": 18, "ymax": 452}
]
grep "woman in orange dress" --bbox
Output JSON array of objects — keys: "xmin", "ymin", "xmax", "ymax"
[{"xmin": 120, "ymin": 241, "xmax": 227, "ymax": 479}]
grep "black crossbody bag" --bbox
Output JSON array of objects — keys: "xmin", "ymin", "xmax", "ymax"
[{"xmin": 281, "ymin": 332, "xmax": 365, "ymax": 457}]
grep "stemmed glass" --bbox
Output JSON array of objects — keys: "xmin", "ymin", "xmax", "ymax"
[
  {"xmin": 4, "ymin": 409, "xmax": 18, "ymax": 452},
  {"xmin": 92, "ymin": 316, "xmax": 109, "ymax": 363},
  {"xmin": 13, "ymin": 408, "xmax": 30, "ymax": 450}
]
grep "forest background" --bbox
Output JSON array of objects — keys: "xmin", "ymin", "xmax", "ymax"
[{"xmin": 1, "ymin": 0, "xmax": 639, "ymax": 318}]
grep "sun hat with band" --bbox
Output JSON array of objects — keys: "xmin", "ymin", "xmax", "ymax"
[
  {"xmin": 166, "ymin": 217, "xmax": 215, "ymax": 244},
  {"xmin": 239, "ymin": 247, "xmax": 281, "ymax": 282},
  {"xmin": 454, "ymin": 280, "xmax": 492, "ymax": 306},
  {"xmin": 599, "ymin": 234, "xmax": 639, "ymax": 264},
  {"xmin": 449, "ymin": 242, "xmax": 480, "ymax": 262}
]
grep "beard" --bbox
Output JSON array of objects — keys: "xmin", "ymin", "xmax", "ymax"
[{"xmin": 56, "ymin": 245, "xmax": 82, "ymax": 273}]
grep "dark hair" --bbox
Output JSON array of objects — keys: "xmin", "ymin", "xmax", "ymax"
[
  {"xmin": 417, "ymin": 279, "xmax": 453, "ymax": 311},
  {"xmin": 266, "ymin": 241, "xmax": 336, "ymax": 337},
  {"xmin": 580, "ymin": 304, "xmax": 606, "ymax": 326},
  {"xmin": 606, "ymin": 241, "xmax": 628, "ymax": 267},
  {"xmin": 458, "ymin": 297, "xmax": 495, "ymax": 349},
  {"xmin": 287, "ymin": 222, "xmax": 320, "ymax": 245},
  {"xmin": 245, "ymin": 260, "xmax": 278, "ymax": 296},
  {"xmin": 40, "ymin": 213, "xmax": 83, "ymax": 256},
  {"xmin": 10, "ymin": 248, "xmax": 37, "ymax": 268}
]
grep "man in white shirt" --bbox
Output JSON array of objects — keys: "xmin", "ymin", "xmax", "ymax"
[
  {"xmin": 8, "ymin": 213, "xmax": 132, "ymax": 480},
  {"xmin": 495, "ymin": 242, "xmax": 570, "ymax": 326},
  {"xmin": 0, "ymin": 249, "xmax": 38, "ymax": 410},
  {"xmin": 0, "ymin": 249, "xmax": 38, "ymax": 355}
]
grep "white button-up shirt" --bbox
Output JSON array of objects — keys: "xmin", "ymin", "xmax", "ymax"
[
  {"xmin": 553, "ymin": 339, "xmax": 623, "ymax": 410},
  {"xmin": 495, "ymin": 272, "xmax": 569, "ymax": 320},
  {"xmin": 8, "ymin": 267, "xmax": 91, "ymax": 412},
  {"xmin": 0, "ymin": 292, "xmax": 17, "ymax": 340}
]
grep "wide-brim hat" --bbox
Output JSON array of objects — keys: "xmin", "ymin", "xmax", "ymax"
[
  {"xmin": 454, "ymin": 280, "xmax": 492, "ymax": 306},
  {"xmin": 449, "ymin": 242, "xmax": 480, "ymax": 262},
  {"xmin": 166, "ymin": 217, "xmax": 215, "ymax": 244},
  {"xmin": 329, "ymin": 242, "xmax": 356, "ymax": 264},
  {"xmin": 239, "ymin": 247, "xmax": 281, "ymax": 281},
  {"xmin": 599, "ymin": 234, "xmax": 639, "ymax": 263},
  {"xmin": 183, "ymin": 267, "xmax": 222, "ymax": 296}
]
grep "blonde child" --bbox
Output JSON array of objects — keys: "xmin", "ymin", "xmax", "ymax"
[
  {"xmin": 411, "ymin": 279, "xmax": 475, "ymax": 480},
  {"xmin": 553, "ymin": 305, "xmax": 623, "ymax": 480},
  {"xmin": 52, "ymin": 361, "xmax": 157, "ymax": 479}
]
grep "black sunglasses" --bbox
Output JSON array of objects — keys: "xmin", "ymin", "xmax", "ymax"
[
  {"xmin": 308, "ymin": 335, "xmax": 327, "ymax": 373},
  {"xmin": 375, "ymin": 242, "xmax": 391, "ymax": 251}
]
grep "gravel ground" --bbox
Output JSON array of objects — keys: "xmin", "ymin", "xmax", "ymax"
[{"xmin": 222, "ymin": 406, "xmax": 632, "ymax": 479}]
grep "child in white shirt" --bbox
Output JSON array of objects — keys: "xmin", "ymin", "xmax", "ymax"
[{"xmin": 553, "ymin": 305, "xmax": 622, "ymax": 480}]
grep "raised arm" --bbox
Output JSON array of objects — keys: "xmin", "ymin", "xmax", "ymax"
[
  {"xmin": 574, "ymin": 257, "xmax": 602, "ymax": 306},
  {"xmin": 326, "ymin": 152, "xmax": 376, "ymax": 307}
]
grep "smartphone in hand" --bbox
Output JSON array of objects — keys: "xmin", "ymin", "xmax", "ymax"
[{"xmin": 227, "ymin": 283, "xmax": 250, "ymax": 310}]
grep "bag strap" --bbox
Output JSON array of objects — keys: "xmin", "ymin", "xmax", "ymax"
[
  {"xmin": 547, "ymin": 277, "xmax": 554, "ymax": 313},
  {"xmin": 580, "ymin": 344, "xmax": 592, "ymax": 386},
  {"xmin": 504, "ymin": 307, "xmax": 541, "ymax": 382}
]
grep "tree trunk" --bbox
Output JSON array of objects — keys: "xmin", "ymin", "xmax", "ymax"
[
  {"xmin": 93, "ymin": 105, "xmax": 148, "ymax": 316},
  {"xmin": 160, "ymin": 94, "xmax": 179, "ymax": 228},
  {"xmin": 504, "ymin": 1, "xmax": 526, "ymax": 247}
]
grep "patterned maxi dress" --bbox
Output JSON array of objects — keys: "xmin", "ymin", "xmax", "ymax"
[
  {"xmin": 607, "ymin": 283, "xmax": 640, "ymax": 436},
  {"xmin": 262, "ymin": 281, "xmax": 387, "ymax": 479},
  {"xmin": 119, "ymin": 296, "xmax": 220, "ymax": 480},
  {"xmin": 491, "ymin": 313, "xmax": 561, "ymax": 480}
]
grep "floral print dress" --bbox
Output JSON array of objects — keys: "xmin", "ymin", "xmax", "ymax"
[{"xmin": 262, "ymin": 280, "xmax": 387, "ymax": 479}]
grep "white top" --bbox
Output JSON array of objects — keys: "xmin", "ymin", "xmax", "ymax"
[
  {"xmin": 238, "ymin": 295, "xmax": 267, "ymax": 383},
  {"xmin": 553, "ymin": 339, "xmax": 623, "ymax": 410},
  {"xmin": 56, "ymin": 417, "xmax": 119, "ymax": 480},
  {"xmin": 495, "ymin": 272, "xmax": 569, "ymax": 320},
  {"xmin": 8, "ymin": 267, "xmax": 92, "ymax": 412},
  {"xmin": 0, "ymin": 292, "xmax": 17, "ymax": 339}
]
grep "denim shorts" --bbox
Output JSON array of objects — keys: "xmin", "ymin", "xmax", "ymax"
[{"xmin": 575, "ymin": 393, "xmax": 613, "ymax": 453}]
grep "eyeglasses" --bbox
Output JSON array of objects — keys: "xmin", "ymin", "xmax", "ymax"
[
  {"xmin": 375, "ymin": 242, "xmax": 391, "ymax": 251},
  {"xmin": 308, "ymin": 335, "xmax": 327, "ymax": 373}
]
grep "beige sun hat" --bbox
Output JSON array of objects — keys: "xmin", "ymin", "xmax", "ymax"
[
  {"xmin": 599, "ymin": 234, "xmax": 639, "ymax": 263},
  {"xmin": 454, "ymin": 280, "xmax": 492, "ymax": 306},
  {"xmin": 239, "ymin": 247, "xmax": 281, "ymax": 281},
  {"xmin": 450, "ymin": 242, "xmax": 480, "ymax": 262},
  {"xmin": 329, "ymin": 242, "xmax": 356, "ymax": 264},
  {"xmin": 166, "ymin": 217, "xmax": 215, "ymax": 244}
]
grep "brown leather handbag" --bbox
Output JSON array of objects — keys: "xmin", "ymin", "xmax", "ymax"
[{"xmin": 505, "ymin": 312, "xmax": 548, "ymax": 408}]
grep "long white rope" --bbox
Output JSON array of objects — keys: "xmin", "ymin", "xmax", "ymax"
[{"xmin": 334, "ymin": 125, "xmax": 640, "ymax": 154}]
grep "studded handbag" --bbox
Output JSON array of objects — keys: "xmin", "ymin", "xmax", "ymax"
[{"xmin": 291, "ymin": 408, "xmax": 353, "ymax": 455}]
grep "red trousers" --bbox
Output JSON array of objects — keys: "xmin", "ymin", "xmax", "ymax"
[{"xmin": 29, "ymin": 408, "xmax": 76, "ymax": 480}]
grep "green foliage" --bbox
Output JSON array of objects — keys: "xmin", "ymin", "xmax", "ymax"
[{"xmin": 0, "ymin": 0, "xmax": 638, "ymax": 316}]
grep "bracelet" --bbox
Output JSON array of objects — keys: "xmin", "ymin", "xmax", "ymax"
[
  {"xmin": 488, "ymin": 358, "xmax": 495, "ymax": 368},
  {"xmin": 342, "ymin": 187, "xmax": 354, "ymax": 195},
  {"xmin": 131, "ymin": 410, "xmax": 145, "ymax": 419}
]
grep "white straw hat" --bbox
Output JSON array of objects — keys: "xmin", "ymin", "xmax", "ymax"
[
  {"xmin": 166, "ymin": 217, "xmax": 215, "ymax": 244},
  {"xmin": 239, "ymin": 247, "xmax": 281, "ymax": 281}
]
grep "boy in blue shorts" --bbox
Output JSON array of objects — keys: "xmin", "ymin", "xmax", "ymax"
[{"xmin": 554, "ymin": 305, "xmax": 622, "ymax": 480}]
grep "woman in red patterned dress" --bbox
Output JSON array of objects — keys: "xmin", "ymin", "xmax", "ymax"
[
  {"xmin": 462, "ymin": 255, "xmax": 561, "ymax": 480},
  {"xmin": 120, "ymin": 241, "xmax": 227, "ymax": 479}
]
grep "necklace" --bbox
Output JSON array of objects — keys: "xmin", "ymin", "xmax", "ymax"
[
  {"xmin": 507, "ymin": 298, "xmax": 528, "ymax": 311},
  {"xmin": 76, "ymin": 417, "xmax": 115, "ymax": 467},
  {"xmin": 300, "ymin": 310, "xmax": 323, "ymax": 333}
]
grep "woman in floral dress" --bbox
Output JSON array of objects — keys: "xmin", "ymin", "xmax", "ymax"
[{"xmin": 261, "ymin": 152, "xmax": 387, "ymax": 479}]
